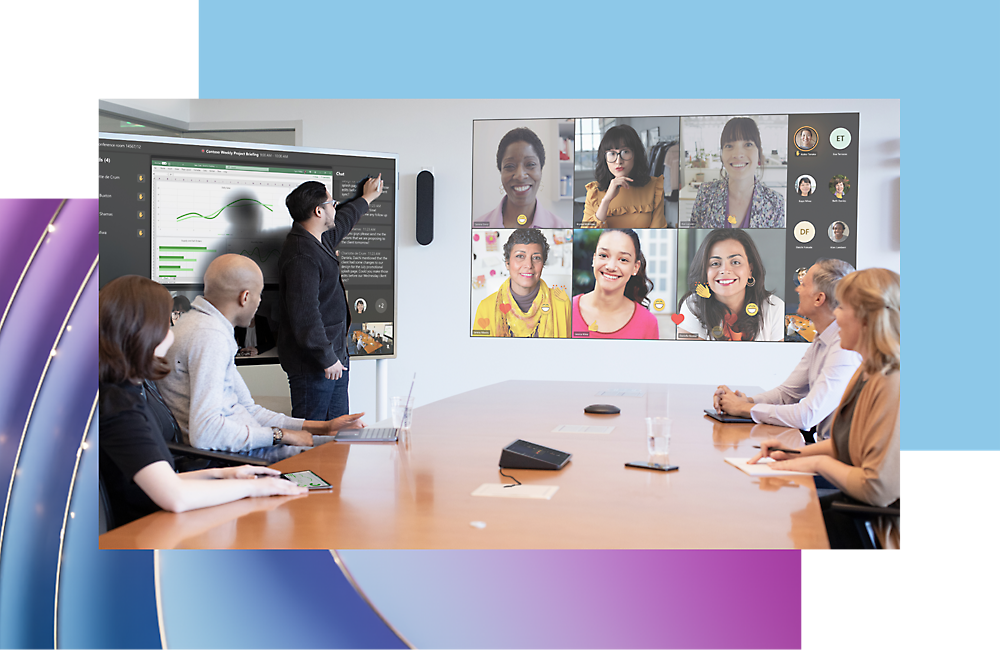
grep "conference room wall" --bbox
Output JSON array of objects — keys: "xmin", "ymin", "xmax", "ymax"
[{"xmin": 119, "ymin": 99, "xmax": 899, "ymax": 421}]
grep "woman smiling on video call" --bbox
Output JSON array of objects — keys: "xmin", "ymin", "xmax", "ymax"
[
  {"xmin": 478, "ymin": 127, "xmax": 568, "ymax": 229},
  {"xmin": 690, "ymin": 116, "xmax": 785, "ymax": 229},
  {"xmin": 572, "ymin": 229, "xmax": 659, "ymax": 339},
  {"xmin": 677, "ymin": 229, "xmax": 784, "ymax": 341},
  {"xmin": 473, "ymin": 229, "xmax": 571, "ymax": 337}
]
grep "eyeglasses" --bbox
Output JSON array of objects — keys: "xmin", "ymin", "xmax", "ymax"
[
  {"xmin": 605, "ymin": 149, "xmax": 634, "ymax": 162},
  {"xmin": 319, "ymin": 199, "xmax": 339, "ymax": 209}
]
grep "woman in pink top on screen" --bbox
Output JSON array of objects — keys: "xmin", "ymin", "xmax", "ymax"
[{"xmin": 572, "ymin": 229, "xmax": 659, "ymax": 339}]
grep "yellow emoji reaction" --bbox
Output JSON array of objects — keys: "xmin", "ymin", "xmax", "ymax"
[
  {"xmin": 727, "ymin": 215, "xmax": 737, "ymax": 225},
  {"xmin": 653, "ymin": 298, "xmax": 665, "ymax": 311},
  {"xmin": 695, "ymin": 283, "xmax": 711, "ymax": 299},
  {"xmin": 745, "ymin": 302, "xmax": 759, "ymax": 316},
  {"xmin": 517, "ymin": 214, "xmax": 527, "ymax": 225}
]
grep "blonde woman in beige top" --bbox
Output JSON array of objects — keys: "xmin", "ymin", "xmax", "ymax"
[{"xmin": 750, "ymin": 268, "xmax": 900, "ymax": 549}]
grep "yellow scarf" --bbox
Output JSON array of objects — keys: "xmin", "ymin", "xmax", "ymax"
[{"xmin": 493, "ymin": 279, "xmax": 556, "ymax": 338}]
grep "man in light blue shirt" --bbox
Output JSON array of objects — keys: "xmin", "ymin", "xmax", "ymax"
[{"xmin": 714, "ymin": 259, "xmax": 861, "ymax": 440}]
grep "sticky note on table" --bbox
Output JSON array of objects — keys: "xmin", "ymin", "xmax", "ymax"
[
  {"xmin": 551, "ymin": 425, "xmax": 614, "ymax": 434},
  {"xmin": 472, "ymin": 484, "xmax": 559, "ymax": 499}
]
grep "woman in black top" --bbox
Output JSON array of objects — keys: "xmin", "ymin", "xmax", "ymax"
[{"xmin": 100, "ymin": 275, "xmax": 306, "ymax": 529}]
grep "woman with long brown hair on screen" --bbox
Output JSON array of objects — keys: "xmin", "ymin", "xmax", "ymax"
[
  {"xmin": 749, "ymin": 268, "xmax": 900, "ymax": 548},
  {"xmin": 677, "ymin": 229, "xmax": 784, "ymax": 341},
  {"xmin": 99, "ymin": 275, "xmax": 306, "ymax": 529},
  {"xmin": 571, "ymin": 229, "xmax": 658, "ymax": 339}
]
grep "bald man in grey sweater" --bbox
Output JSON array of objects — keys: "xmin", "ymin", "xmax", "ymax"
[{"xmin": 157, "ymin": 254, "xmax": 364, "ymax": 461}]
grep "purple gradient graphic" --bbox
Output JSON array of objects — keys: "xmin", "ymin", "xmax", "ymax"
[
  {"xmin": 339, "ymin": 550, "xmax": 801, "ymax": 649},
  {"xmin": 158, "ymin": 550, "xmax": 406, "ymax": 649},
  {"xmin": 0, "ymin": 199, "xmax": 101, "ymax": 648}
]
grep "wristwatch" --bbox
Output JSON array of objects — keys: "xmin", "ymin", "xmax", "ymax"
[{"xmin": 271, "ymin": 426, "xmax": 284, "ymax": 445}]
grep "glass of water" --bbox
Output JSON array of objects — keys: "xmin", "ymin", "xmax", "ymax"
[
  {"xmin": 645, "ymin": 416, "xmax": 671, "ymax": 459},
  {"xmin": 392, "ymin": 396, "xmax": 414, "ymax": 430}
]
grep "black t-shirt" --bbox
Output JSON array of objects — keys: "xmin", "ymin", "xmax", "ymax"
[{"xmin": 99, "ymin": 381, "xmax": 176, "ymax": 528}]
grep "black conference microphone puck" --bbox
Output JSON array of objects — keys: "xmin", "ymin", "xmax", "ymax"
[{"xmin": 584, "ymin": 404, "xmax": 620, "ymax": 415}]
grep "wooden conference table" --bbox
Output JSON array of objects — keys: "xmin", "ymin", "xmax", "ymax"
[{"xmin": 99, "ymin": 381, "xmax": 829, "ymax": 549}]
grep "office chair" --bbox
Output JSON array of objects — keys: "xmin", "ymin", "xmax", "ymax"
[
  {"xmin": 830, "ymin": 497, "xmax": 900, "ymax": 550},
  {"xmin": 165, "ymin": 441, "xmax": 269, "ymax": 468},
  {"xmin": 142, "ymin": 380, "xmax": 269, "ymax": 469}
]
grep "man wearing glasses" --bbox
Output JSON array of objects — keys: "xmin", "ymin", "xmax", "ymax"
[{"xmin": 277, "ymin": 176, "xmax": 383, "ymax": 420}]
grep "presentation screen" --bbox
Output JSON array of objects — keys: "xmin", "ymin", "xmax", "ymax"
[
  {"xmin": 99, "ymin": 133, "xmax": 398, "ymax": 362},
  {"xmin": 470, "ymin": 113, "xmax": 858, "ymax": 343}
]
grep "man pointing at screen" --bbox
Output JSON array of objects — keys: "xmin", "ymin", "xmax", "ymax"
[{"xmin": 278, "ymin": 176, "xmax": 383, "ymax": 419}]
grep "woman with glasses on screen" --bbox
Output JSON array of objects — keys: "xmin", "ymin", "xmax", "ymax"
[
  {"xmin": 677, "ymin": 229, "xmax": 784, "ymax": 341},
  {"xmin": 690, "ymin": 117, "xmax": 785, "ymax": 228},
  {"xmin": 749, "ymin": 268, "xmax": 900, "ymax": 548},
  {"xmin": 473, "ymin": 229, "xmax": 571, "ymax": 337},
  {"xmin": 582, "ymin": 125, "xmax": 665, "ymax": 228},
  {"xmin": 572, "ymin": 229, "xmax": 659, "ymax": 339},
  {"xmin": 99, "ymin": 275, "xmax": 306, "ymax": 529},
  {"xmin": 478, "ymin": 127, "xmax": 568, "ymax": 229}
]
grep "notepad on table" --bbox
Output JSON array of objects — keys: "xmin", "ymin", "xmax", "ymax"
[{"xmin": 724, "ymin": 457, "xmax": 817, "ymax": 477}]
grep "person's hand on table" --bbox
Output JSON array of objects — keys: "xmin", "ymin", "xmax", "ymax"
[
  {"xmin": 767, "ymin": 455, "xmax": 821, "ymax": 473},
  {"xmin": 747, "ymin": 439, "xmax": 792, "ymax": 464},
  {"xmin": 252, "ymin": 477, "xmax": 309, "ymax": 497},
  {"xmin": 325, "ymin": 360, "xmax": 345, "ymax": 381},
  {"xmin": 716, "ymin": 385, "xmax": 753, "ymax": 417},
  {"xmin": 281, "ymin": 429, "xmax": 314, "ymax": 447},
  {"xmin": 225, "ymin": 466, "xmax": 281, "ymax": 480},
  {"xmin": 325, "ymin": 412, "xmax": 366, "ymax": 432}
]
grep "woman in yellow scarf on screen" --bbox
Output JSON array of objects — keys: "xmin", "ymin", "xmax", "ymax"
[{"xmin": 473, "ymin": 229, "xmax": 571, "ymax": 338}]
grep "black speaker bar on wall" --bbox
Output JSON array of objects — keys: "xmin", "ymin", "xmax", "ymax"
[{"xmin": 416, "ymin": 169, "xmax": 434, "ymax": 245}]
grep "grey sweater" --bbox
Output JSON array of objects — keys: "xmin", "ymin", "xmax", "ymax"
[{"xmin": 157, "ymin": 296, "xmax": 303, "ymax": 451}]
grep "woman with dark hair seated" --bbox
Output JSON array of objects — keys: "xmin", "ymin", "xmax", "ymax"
[
  {"xmin": 690, "ymin": 116, "xmax": 785, "ymax": 228},
  {"xmin": 473, "ymin": 229, "xmax": 571, "ymax": 337},
  {"xmin": 677, "ymin": 229, "xmax": 784, "ymax": 341},
  {"xmin": 582, "ymin": 125, "xmax": 665, "ymax": 228},
  {"xmin": 100, "ymin": 275, "xmax": 306, "ymax": 529},
  {"xmin": 572, "ymin": 229, "xmax": 659, "ymax": 339},
  {"xmin": 750, "ymin": 268, "xmax": 900, "ymax": 548},
  {"xmin": 478, "ymin": 127, "xmax": 568, "ymax": 229}
]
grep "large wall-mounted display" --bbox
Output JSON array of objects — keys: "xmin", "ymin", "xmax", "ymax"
[
  {"xmin": 99, "ymin": 133, "xmax": 398, "ymax": 362},
  {"xmin": 470, "ymin": 113, "xmax": 858, "ymax": 342}
]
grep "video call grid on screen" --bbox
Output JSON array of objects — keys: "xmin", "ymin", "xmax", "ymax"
[
  {"xmin": 470, "ymin": 113, "xmax": 859, "ymax": 342},
  {"xmin": 99, "ymin": 133, "xmax": 399, "ymax": 362}
]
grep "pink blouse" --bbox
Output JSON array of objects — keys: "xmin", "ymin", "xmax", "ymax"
[{"xmin": 571, "ymin": 294, "xmax": 659, "ymax": 340}]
